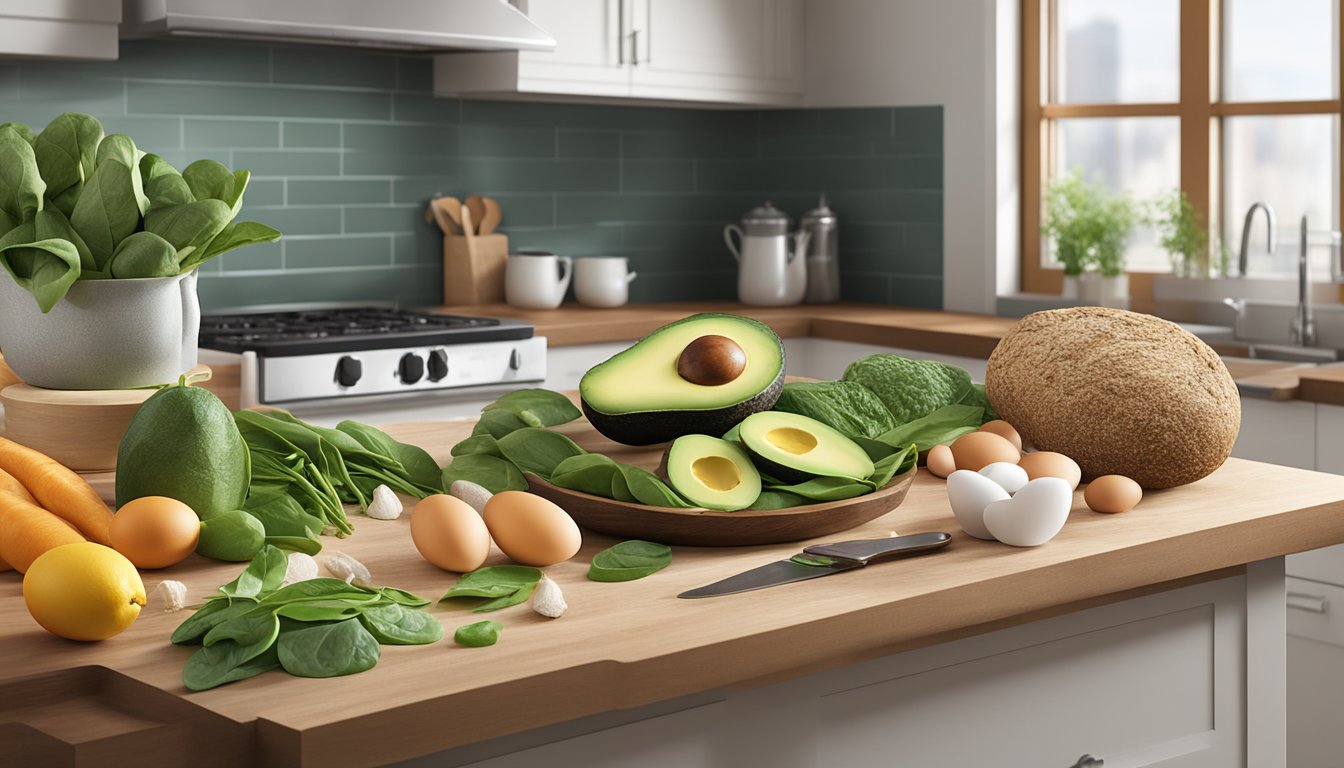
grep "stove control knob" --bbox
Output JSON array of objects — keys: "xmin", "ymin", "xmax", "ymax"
[
  {"xmin": 427, "ymin": 348, "xmax": 449, "ymax": 382},
  {"xmin": 399, "ymin": 353, "xmax": 425, "ymax": 385},
  {"xmin": 509, "ymin": 348, "xmax": 522, "ymax": 371},
  {"xmin": 335, "ymin": 356, "xmax": 362, "ymax": 387}
]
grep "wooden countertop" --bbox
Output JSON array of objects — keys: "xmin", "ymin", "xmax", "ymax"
[{"xmin": 6, "ymin": 418, "xmax": 1344, "ymax": 766}]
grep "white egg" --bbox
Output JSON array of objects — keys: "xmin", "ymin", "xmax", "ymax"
[
  {"xmin": 978, "ymin": 462, "xmax": 1029, "ymax": 494},
  {"xmin": 946, "ymin": 469, "xmax": 1010, "ymax": 540},
  {"xmin": 982, "ymin": 477, "xmax": 1073, "ymax": 547}
]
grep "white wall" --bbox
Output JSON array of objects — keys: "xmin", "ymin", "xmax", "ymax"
[{"xmin": 803, "ymin": 0, "xmax": 1018, "ymax": 315}]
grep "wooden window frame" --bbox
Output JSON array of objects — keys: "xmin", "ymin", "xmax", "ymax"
[{"xmin": 1020, "ymin": 0, "xmax": 1344, "ymax": 312}]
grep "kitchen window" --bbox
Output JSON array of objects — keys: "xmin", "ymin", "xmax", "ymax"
[{"xmin": 1021, "ymin": 0, "xmax": 1343, "ymax": 300}]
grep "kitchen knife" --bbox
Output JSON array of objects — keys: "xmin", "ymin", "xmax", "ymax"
[{"xmin": 677, "ymin": 532, "xmax": 951, "ymax": 599}]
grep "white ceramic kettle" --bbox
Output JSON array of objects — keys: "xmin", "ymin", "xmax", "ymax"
[{"xmin": 724, "ymin": 202, "xmax": 809, "ymax": 306}]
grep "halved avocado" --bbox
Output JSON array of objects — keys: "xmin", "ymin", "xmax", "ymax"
[
  {"xmin": 663, "ymin": 434, "xmax": 762, "ymax": 511},
  {"xmin": 580, "ymin": 313, "xmax": 785, "ymax": 445},
  {"xmin": 737, "ymin": 411, "xmax": 874, "ymax": 484}
]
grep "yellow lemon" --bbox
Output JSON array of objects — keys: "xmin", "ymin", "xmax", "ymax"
[{"xmin": 23, "ymin": 542, "xmax": 146, "ymax": 641}]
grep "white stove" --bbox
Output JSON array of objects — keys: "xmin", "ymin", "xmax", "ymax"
[{"xmin": 198, "ymin": 306, "xmax": 546, "ymax": 412}]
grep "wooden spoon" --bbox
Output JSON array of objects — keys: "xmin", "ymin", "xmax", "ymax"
[
  {"xmin": 465, "ymin": 195, "xmax": 486, "ymax": 235},
  {"xmin": 478, "ymin": 197, "xmax": 502, "ymax": 235},
  {"xmin": 432, "ymin": 196, "xmax": 464, "ymax": 235}
]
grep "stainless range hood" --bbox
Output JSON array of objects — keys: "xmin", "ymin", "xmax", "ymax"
[{"xmin": 122, "ymin": 0, "xmax": 555, "ymax": 53}]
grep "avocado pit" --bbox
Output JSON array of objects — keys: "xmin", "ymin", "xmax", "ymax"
[
  {"xmin": 676, "ymin": 335, "xmax": 747, "ymax": 386},
  {"xmin": 691, "ymin": 455, "xmax": 741, "ymax": 491}
]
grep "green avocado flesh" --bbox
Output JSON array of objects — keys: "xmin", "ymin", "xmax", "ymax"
[
  {"xmin": 580, "ymin": 313, "xmax": 785, "ymax": 445},
  {"xmin": 664, "ymin": 435, "xmax": 762, "ymax": 511},
  {"xmin": 738, "ymin": 411, "xmax": 874, "ymax": 484}
]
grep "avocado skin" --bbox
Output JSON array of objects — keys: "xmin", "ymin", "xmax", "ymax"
[
  {"xmin": 582, "ymin": 371, "xmax": 784, "ymax": 446},
  {"xmin": 743, "ymin": 450, "xmax": 818, "ymax": 485}
]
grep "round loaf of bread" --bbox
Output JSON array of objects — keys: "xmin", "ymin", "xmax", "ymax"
[{"xmin": 984, "ymin": 307, "xmax": 1239, "ymax": 489}]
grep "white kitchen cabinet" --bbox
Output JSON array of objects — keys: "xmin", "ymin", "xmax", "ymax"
[
  {"xmin": 0, "ymin": 1, "xmax": 118, "ymax": 60},
  {"xmin": 433, "ymin": 0, "xmax": 804, "ymax": 106},
  {"xmin": 1231, "ymin": 397, "xmax": 1318, "ymax": 470},
  {"xmin": 401, "ymin": 570, "xmax": 1271, "ymax": 768}
]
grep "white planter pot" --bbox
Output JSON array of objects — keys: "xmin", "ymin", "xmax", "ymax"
[
  {"xmin": 1078, "ymin": 272, "xmax": 1103, "ymax": 304},
  {"xmin": 1098, "ymin": 274, "xmax": 1130, "ymax": 309},
  {"xmin": 1061, "ymin": 275, "xmax": 1082, "ymax": 299},
  {"xmin": 0, "ymin": 271, "xmax": 200, "ymax": 390}
]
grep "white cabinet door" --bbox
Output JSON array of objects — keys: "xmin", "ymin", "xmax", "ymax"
[
  {"xmin": 515, "ymin": 0, "xmax": 632, "ymax": 96},
  {"xmin": 628, "ymin": 0, "xmax": 803, "ymax": 103},
  {"xmin": 0, "ymin": 0, "xmax": 118, "ymax": 59},
  {"xmin": 1231, "ymin": 398, "xmax": 1317, "ymax": 470}
]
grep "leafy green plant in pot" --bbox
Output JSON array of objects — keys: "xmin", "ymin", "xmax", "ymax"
[
  {"xmin": 1150, "ymin": 188, "xmax": 1208, "ymax": 278},
  {"xmin": 0, "ymin": 113, "xmax": 280, "ymax": 389},
  {"xmin": 1042, "ymin": 169, "xmax": 1136, "ymax": 306}
]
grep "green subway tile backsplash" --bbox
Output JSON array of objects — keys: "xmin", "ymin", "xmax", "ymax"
[{"xmin": 3, "ymin": 39, "xmax": 943, "ymax": 311}]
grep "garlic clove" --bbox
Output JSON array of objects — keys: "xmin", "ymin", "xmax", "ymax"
[
  {"xmin": 530, "ymin": 574, "xmax": 567, "ymax": 618},
  {"xmin": 150, "ymin": 580, "xmax": 188, "ymax": 612},
  {"xmin": 283, "ymin": 552, "xmax": 319, "ymax": 586},
  {"xmin": 323, "ymin": 551, "xmax": 373, "ymax": 586},
  {"xmin": 450, "ymin": 480, "xmax": 493, "ymax": 515},
  {"xmin": 366, "ymin": 484, "xmax": 404, "ymax": 520}
]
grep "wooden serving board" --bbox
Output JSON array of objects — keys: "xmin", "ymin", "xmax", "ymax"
[{"xmin": 527, "ymin": 418, "xmax": 914, "ymax": 546}]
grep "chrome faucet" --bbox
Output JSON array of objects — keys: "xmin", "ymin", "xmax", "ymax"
[
  {"xmin": 1238, "ymin": 202, "xmax": 1277, "ymax": 277},
  {"xmin": 1291, "ymin": 215, "xmax": 1316, "ymax": 347}
]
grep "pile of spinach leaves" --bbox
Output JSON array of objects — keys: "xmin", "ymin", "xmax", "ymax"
[
  {"xmin": 172, "ymin": 545, "xmax": 442, "ymax": 691},
  {"xmin": 0, "ymin": 112, "xmax": 280, "ymax": 313},
  {"xmin": 236, "ymin": 409, "xmax": 444, "ymax": 535}
]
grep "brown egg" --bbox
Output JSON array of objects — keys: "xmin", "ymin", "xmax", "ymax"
[
  {"xmin": 1018, "ymin": 451, "xmax": 1082, "ymax": 490},
  {"xmin": 677, "ymin": 335, "xmax": 747, "ymax": 386},
  {"xmin": 411, "ymin": 494, "xmax": 491, "ymax": 572},
  {"xmin": 926, "ymin": 443, "xmax": 956, "ymax": 478},
  {"xmin": 110, "ymin": 496, "xmax": 200, "ymax": 569},
  {"xmin": 1084, "ymin": 475, "xmax": 1143, "ymax": 514},
  {"xmin": 978, "ymin": 420, "xmax": 1023, "ymax": 452},
  {"xmin": 950, "ymin": 431, "xmax": 1021, "ymax": 472},
  {"xmin": 482, "ymin": 491, "xmax": 582, "ymax": 567}
]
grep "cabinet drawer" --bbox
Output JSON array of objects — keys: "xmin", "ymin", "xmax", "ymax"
[
  {"xmin": 1287, "ymin": 576, "xmax": 1344, "ymax": 647},
  {"xmin": 1288, "ymin": 542, "xmax": 1344, "ymax": 587}
]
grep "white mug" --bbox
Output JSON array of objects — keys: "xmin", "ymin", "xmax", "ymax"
[
  {"xmin": 574, "ymin": 257, "xmax": 638, "ymax": 308},
  {"xmin": 505, "ymin": 252, "xmax": 572, "ymax": 310}
]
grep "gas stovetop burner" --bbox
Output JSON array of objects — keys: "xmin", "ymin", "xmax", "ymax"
[{"xmin": 199, "ymin": 307, "xmax": 533, "ymax": 357}]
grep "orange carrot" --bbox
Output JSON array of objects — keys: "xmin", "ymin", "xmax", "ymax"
[
  {"xmin": 0, "ymin": 436, "xmax": 112, "ymax": 545},
  {"xmin": 0, "ymin": 467, "xmax": 37, "ymax": 572},
  {"xmin": 0, "ymin": 493, "xmax": 86, "ymax": 572}
]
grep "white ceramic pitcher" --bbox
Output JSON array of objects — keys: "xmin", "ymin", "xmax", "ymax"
[
  {"xmin": 505, "ymin": 250, "xmax": 573, "ymax": 309},
  {"xmin": 724, "ymin": 202, "xmax": 810, "ymax": 306}
]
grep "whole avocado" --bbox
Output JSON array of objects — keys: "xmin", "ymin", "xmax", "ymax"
[{"xmin": 116, "ymin": 381, "xmax": 251, "ymax": 518}]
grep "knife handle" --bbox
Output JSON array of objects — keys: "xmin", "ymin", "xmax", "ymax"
[{"xmin": 803, "ymin": 532, "xmax": 951, "ymax": 565}]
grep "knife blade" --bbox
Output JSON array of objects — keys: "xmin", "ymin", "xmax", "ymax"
[{"xmin": 677, "ymin": 532, "xmax": 952, "ymax": 599}]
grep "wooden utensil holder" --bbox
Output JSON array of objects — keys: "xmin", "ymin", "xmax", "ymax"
[{"xmin": 442, "ymin": 229, "xmax": 507, "ymax": 306}]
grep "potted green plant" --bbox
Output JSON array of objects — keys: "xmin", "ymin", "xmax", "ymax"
[
  {"xmin": 1043, "ymin": 169, "xmax": 1135, "ymax": 306},
  {"xmin": 0, "ymin": 113, "xmax": 280, "ymax": 390},
  {"xmin": 1151, "ymin": 189, "xmax": 1207, "ymax": 278}
]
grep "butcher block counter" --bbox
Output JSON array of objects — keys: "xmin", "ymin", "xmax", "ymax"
[{"xmin": 3, "ymin": 416, "xmax": 1344, "ymax": 766}]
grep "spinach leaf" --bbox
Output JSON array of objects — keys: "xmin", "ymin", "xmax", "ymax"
[
  {"xmin": 183, "ymin": 637, "xmax": 280, "ymax": 692},
  {"xmin": 868, "ymin": 443, "xmax": 917, "ymax": 488},
  {"xmin": 32, "ymin": 113, "xmax": 101, "ymax": 207},
  {"xmin": 145, "ymin": 198, "xmax": 232, "ymax": 265},
  {"xmin": 376, "ymin": 586, "xmax": 432, "ymax": 609},
  {"xmin": 875, "ymin": 404, "xmax": 984, "ymax": 453},
  {"xmin": 0, "ymin": 129, "xmax": 45, "ymax": 231},
  {"xmin": 108, "ymin": 230, "xmax": 178, "ymax": 278},
  {"xmin": 482, "ymin": 389, "xmax": 582, "ymax": 428},
  {"xmin": 358, "ymin": 604, "xmax": 444, "ymax": 645},
  {"xmin": 196, "ymin": 220, "xmax": 280, "ymax": 264},
  {"xmin": 94, "ymin": 134, "xmax": 148, "ymax": 215},
  {"xmin": 773, "ymin": 380, "xmax": 898, "ymax": 439},
  {"xmin": 851, "ymin": 435, "xmax": 898, "ymax": 462},
  {"xmin": 260, "ymin": 578, "xmax": 378, "ymax": 605},
  {"xmin": 245, "ymin": 492, "xmax": 324, "ymax": 537},
  {"xmin": 495, "ymin": 428, "xmax": 586, "ymax": 479},
  {"xmin": 197, "ymin": 509, "xmax": 266, "ymax": 562},
  {"xmin": 958, "ymin": 383, "xmax": 1000, "ymax": 423},
  {"xmin": 263, "ymin": 535, "xmax": 323, "ymax": 555},
  {"xmin": 746, "ymin": 489, "xmax": 811, "ymax": 510},
  {"xmin": 441, "ymin": 565, "xmax": 542, "ymax": 612},
  {"xmin": 218, "ymin": 544, "xmax": 288, "ymax": 599},
  {"xmin": 615, "ymin": 464, "xmax": 693, "ymax": 508},
  {"xmin": 765, "ymin": 475, "xmax": 876, "ymax": 502},
  {"xmin": 276, "ymin": 619, "xmax": 382, "ymax": 679},
  {"xmin": 70, "ymin": 154, "xmax": 139, "ymax": 271},
  {"xmin": 441, "ymin": 454, "xmax": 526, "ymax": 494},
  {"xmin": 274, "ymin": 600, "xmax": 366, "ymax": 622},
  {"xmin": 143, "ymin": 156, "xmax": 194, "ymax": 213},
  {"xmin": 549, "ymin": 453, "xmax": 621, "ymax": 496},
  {"xmin": 450, "ymin": 434, "xmax": 502, "ymax": 458},
  {"xmin": 171, "ymin": 598, "xmax": 257, "ymax": 646},
  {"xmin": 182, "ymin": 159, "xmax": 243, "ymax": 210},
  {"xmin": 587, "ymin": 540, "xmax": 672, "ymax": 582},
  {"xmin": 334, "ymin": 419, "xmax": 442, "ymax": 495},
  {"xmin": 454, "ymin": 620, "xmax": 502, "ymax": 648},
  {"xmin": 202, "ymin": 607, "xmax": 279, "ymax": 649},
  {"xmin": 0, "ymin": 211, "xmax": 84, "ymax": 313},
  {"xmin": 472, "ymin": 409, "xmax": 530, "ymax": 439}
]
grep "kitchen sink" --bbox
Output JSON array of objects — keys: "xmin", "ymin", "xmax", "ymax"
[{"xmin": 1242, "ymin": 343, "xmax": 1341, "ymax": 363}]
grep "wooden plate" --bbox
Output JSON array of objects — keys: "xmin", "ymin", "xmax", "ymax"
[{"xmin": 525, "ymin": 417, "xmax": 916, "ymax": 546}]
